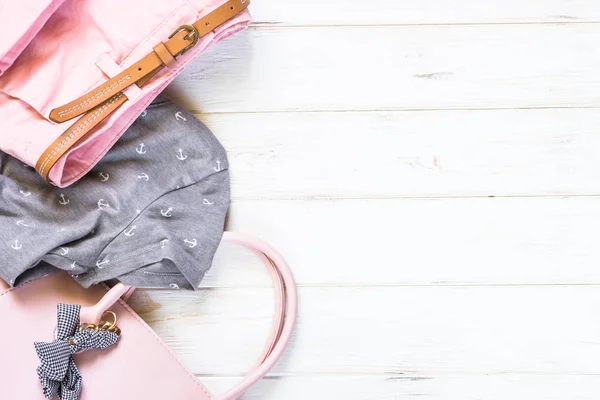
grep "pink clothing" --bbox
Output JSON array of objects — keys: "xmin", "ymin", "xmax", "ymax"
[
  {"xmin": 0, "ymin": 0, "xmax": 250, "ymax": 187},
  {"xmin": 0, "ymin": 0, "xmax": 66, "ymax": 75}
]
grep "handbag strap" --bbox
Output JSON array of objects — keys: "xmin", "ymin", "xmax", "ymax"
[
  {"xmin": 81, "ymin": 232, "xmax": 298, "ymax": 400},
  {"xmin": 35, "ymin": 0, "xmax": 250, "ymax": 181}
]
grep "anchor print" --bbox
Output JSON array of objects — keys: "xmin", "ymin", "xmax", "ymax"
[
  {"xmin": 140, "ymin": 110, "xmax": 147, "ymax": 117},
  {"xmin": 96, "ymin": 259, "xmax": 110, "ymax": 269},
  {"xmin": 136, "ymin": 143, "xmax": 147, "ymax": 154},
  {"xmin": 137, "ymin": 173, "xmax": 149, "ymax": 182},
  {"xmin": 97, "ymin": 199, "xmax": 110, "ymax": 210},
  {"xmin": 175, "ymin": 112, "xmax": 187, "ymax": 122},
  {"xmin": 161, "ymin": 207, "xmax": 173, "ymax": 218},
  {"xmin": 19, "ymin": 190, "xmax": 31, "ymax": 197},
  {"xmin": 99, "ymin": 172, "xmax": 110, "ymax": 182},
  {"xmin": 58, "ymin": 247, "xmax": 69, "ymax": 256},
  {"xmin": 176, "ymin": 149, "xmax": 188, "ymax": 161},
  {"xmin": 203, "ymin": 199, "xmax": 214, "ymax": 206},
  {"xmin": 16, "ymin": 220, "xmax": 30, "ymax": 227},
  {"xmin": 170, "ymin": 283, "xmax": 180, "ymax": 290},
  {"xmin": 214, "ymin": 160, "xmax": 222, "ymax": 172},
  {"xmin": 160, "ymin": 239, "xmax": 169, "ymax": 249},
  {"xmin": 124, "ymin": 226, "xmax": 137, "ymax": 237},
  {"xmin": 58, "ymin": 194, "xmax": 70, "ymax": 206},
  {"xmin": 70, "ymin": 261, "xmax": 77, "ymax": 269},
  {"xmin": 136, "ymin": 209, "xmax": 142, "ymax": 214},
  {"xmin": 11, "ymin": 240, "xmax": 22, "ymax": 250},
  {"xmin": 184, "ymin": 238, "xmax": 197, "ymax": 248}
]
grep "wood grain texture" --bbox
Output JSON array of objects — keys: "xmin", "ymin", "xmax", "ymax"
[
  {"xmin": 199, "ymin": 109, "xmax": 600, "ymax": 199},
  {"xmin": 250, "ymin": 0, "xmax": 600, "ymax": 26},
  {"xmin": 202, "ymin": 198, "xmax": 600, "ymax": 287},
  {"xmin": 149, "ymin": 1, "xmax": 600, "ymax": 398},
  {"xmin": 201, "ymin": 375, "xmax": 600, "ymax": 400},
  {"xmin": 165, "ymin": 24, "xmax": 600, "ymax": 113},
  {"xmin": 131, "ymin": 286, "xmax": 600, "ymax": 375}
]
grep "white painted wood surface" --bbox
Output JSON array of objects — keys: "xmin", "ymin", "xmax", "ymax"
[{"xmin": 133, "ymin": 1, "xmax": 600, "ymax": 398}]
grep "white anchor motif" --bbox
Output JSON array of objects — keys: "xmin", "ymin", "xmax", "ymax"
[
  {"xmin": 136, "ymin": 209, "xmax": 142, "ymax": 214},
  {"xmin": 170, "ymin": 283, "xmax": 180, "ymax": 289},
  {"xmin": 203, "ymin": 199, "xmax": 214, "ymax": 205},
  {"xmin": 176, "ymin": 149, "xmax": 188, "ymax": 161},
  {"xmin": 214, "ymin": 160, "xmax": 222, "ymax": 172},
  {"xmin": 175, "ymin": 112, "xmax": 187, "ymax": 122},
  {"xmin": 16, "ymin": 220, "xmax": 30, "ymax": 227},
  {"xmin": 11, "ymin": 240, "xmax": 22, "ymax": 250},
  {"xmin": 58, "ymin": 194, "xmax": 70, "ymax": 206},
  {"xmin": 136, "ymin": 143, "xmax": 147, "ymax": 154},
  {"xmin": 99, "ymin": 172, "xmax": 110, "ymax": 182},
  {"xmin": 124, "ymin": 226, "xmax": 137, "ymax": 236},
  {"xmin": 140, "ymin": 110, "xmax": 147, "ymax": 117},
  {"xmin": 96, "ymin": 259, "xmax": 110, "ymax": 269},
  {"xmin": 184, "ymin": 238, "xmax": 197, "ymax": 248},
  {"xmin": 137, "ymin": 173, "xmax": 149, "ymax": 181},
  {"xmin": 19, "ymin": 190, "xmax": 31, "ymax": 197},
  {"xmin": 97, "ymin": 199, "xmax": 110, "ymax": 210},
  {"xmin": 59, "ymin": 247, "xmax": 69, "ymax": 256},
  {"xmin": 70, "ymin": 261, "xmax": 77, "ymax": 269},
  {"xmin": 161, "ymin": 207, "xmax": 173, "ymax": 218},
  {"xmin": 160, "ymin": 239, "xmax": 169, "ymax": 248}
]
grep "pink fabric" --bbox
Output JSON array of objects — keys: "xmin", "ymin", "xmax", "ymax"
[
  {"xmin": 0, "ymin": 0, "xmax": 67, "ymax": 75},
  {"xmin": 0, "ymin": 232, "xmax": 298, "ymax": 400},
  {"xmin": 0, "ymin": 0, "xmax": 251, "ymax": 187}
]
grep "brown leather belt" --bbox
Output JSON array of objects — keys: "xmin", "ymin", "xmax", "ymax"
[{"xmin": 36, "ymin": 0, "xmax": 250, "ymax": 181}]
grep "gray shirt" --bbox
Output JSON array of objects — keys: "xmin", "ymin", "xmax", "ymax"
[{"xmin": 0, "ymin": 98, "xmax": 230, "ymax": 290}]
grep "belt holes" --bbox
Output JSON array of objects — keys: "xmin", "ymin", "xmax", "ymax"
[
  {"xmin": 206, "ymin": 21, "xmax": 210, "ymax": 26},
  {"xmin": 231, "ymin": 6, "xmax": 234, "ymax": 9},
  {"xmin": 138, "ymin": 67, "xmax": 142, "ymax": 71}
]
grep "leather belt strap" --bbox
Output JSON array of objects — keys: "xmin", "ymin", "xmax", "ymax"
[{"xmin": 36, "ymin": 0, "xmax": 249, "ymax": 181}]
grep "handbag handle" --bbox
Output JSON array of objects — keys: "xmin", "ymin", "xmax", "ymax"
[{"xmin": 81, "ymin": 232, "xmax": 298, "ymax": 400}]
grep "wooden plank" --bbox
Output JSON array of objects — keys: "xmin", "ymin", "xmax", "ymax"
[
  {"xmin": 249, "ymin": 0, "xmax": 600, "ymax": 26},
  {"xmin": 204, "ymin": 197, "xmax": 600, "ymax": 287},
  {"xmin": 201, "ymin": 375, "xmax": 600, "ymax": 400},
  {"xmin": 165, "ymin": 24, "xmax": 600, "ymax": 112},
  {"xmin": 198, "ymin": 108, "xmax": 600, "ymax": 199},
  {"xmin": 130, "ymin": 286, "xmax": 600, "ymax": 376}
]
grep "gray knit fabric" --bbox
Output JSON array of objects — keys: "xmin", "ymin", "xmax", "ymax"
[{"xmin": 0, "ymin": 97, "xmax": 230, "ymax": 290}]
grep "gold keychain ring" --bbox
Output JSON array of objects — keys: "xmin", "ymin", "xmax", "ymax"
[{"xmin": 100, "ymin": 310, "xmax": 118, "ymax": 331}]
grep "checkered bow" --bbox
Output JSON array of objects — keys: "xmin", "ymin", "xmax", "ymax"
[{"xmin": 34, "ymin": 304, "xmax": 120, "ymax": 400}]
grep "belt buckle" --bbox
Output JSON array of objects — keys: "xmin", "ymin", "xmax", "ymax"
[{"xmin": 169, "ymin": 25, "xmax": 200, "ymax": 57}]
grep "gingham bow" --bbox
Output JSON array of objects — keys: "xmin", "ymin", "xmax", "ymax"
[{"xmin": 34, "ymin": 304, "xmax": 120, "ymax": 400}]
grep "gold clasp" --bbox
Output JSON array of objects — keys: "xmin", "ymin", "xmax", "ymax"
[
  {"xmin": 80, "ymin": 310, "xmax": 121, "ymax": 335},
  {"xmin": 169, "ymin": 25, "xmax": 200, "ymax": 57}
]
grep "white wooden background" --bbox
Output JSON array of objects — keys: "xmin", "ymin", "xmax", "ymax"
[{"xmin": 128, "ymin": 1, "xmax": 600, "ymax": 398}]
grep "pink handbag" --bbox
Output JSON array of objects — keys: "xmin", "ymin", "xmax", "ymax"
[
  {"xmin": 0, "ymin": 232, "xmax": 298, "ymax": 399},
  {"xmin": 0, "ymin": 0, "xmax": 251, "ymax": 187}
]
